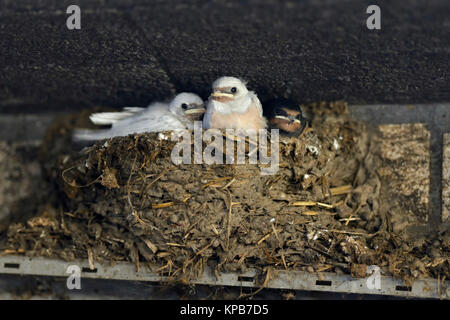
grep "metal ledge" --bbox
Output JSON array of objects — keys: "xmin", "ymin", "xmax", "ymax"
[{"xmin": 0, "ymin": 255, "xmax": 448, "ymax": 299}]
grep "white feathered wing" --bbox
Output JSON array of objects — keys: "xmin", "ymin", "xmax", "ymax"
[{"xmin": 73, "ymin": 103, "xmax": 187, "ymax": 142}]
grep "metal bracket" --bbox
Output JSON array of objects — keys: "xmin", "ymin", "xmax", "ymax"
[{"xmin": 0, "ymin": 255, "xmax": 447, "ymax": 299}]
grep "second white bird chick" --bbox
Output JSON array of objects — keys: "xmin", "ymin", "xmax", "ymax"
[
  {"xmin": 73, "ymin": 93, "xmax": 205, "ymax": 142},
  {"xmin": 203, "ymin": 77, "xmax": 267, "ymax": 130}
]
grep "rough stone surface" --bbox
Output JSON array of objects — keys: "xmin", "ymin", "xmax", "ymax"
[
  {"xmin": 1, "ymin": 0, "xmax": 449, "ymax": 113},
  {"xmin": 0, "ymin": 6, "xmax": 174, "ymax": 111},
  {"xmin": 443, "ymin": 134, "xmax": 450, "ymax": 222},
  {"xmin": 375, "ymin": 124, "xmax": 430, "ymax": 233}
]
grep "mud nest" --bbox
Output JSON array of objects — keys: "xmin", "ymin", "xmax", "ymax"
[{"xmin": 3, "ymin": 101, "xmax": 449, "ymax": 285}]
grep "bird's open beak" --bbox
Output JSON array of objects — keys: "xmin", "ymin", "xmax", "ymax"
[
  {"xmin": 275, "ymin": 115, "xmax": 301, "ymax": 123},
  {"xmin": 184, "ymin": 104, "xmax": 206, "ymax": 121},
  {"xmin": 184, "ymin": 108, "xmax": 206, "ymax": 115},
  {"xmin": 274, "ymin": 115, "xmax": 289, "ymax": 121},
  {"xmin": 210, "ymin": 92, "xmax": 234, "ymax": 102}
]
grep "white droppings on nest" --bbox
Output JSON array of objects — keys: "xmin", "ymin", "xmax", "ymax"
[
  {"xmin": 307, "ymin": 230, "xmax": 322, "ymax": 241},
  {"xmin": 277, "ymin": 192, "xmax": 287, "ymax": 199},
  {"xmin": 270, "ymin": 218, "xmax": 276, "ymax": 223},
  {"xmin": 303, "ymin": 173, "xmax": 310, "ymax": 179},
  {"xmin": 333, "ymin": 138, "xmax": 339, "ymax": 150},
  {"xmin": 103, "ymin": 141, "xmax": 109, "ymax": 148},
  {"xmin": 339, "ymin": 136, "xmax": 343, "ymax": 140},
  {"xmin": 306, "ymin": 145, "xmax": 320, "ymax": 156},
  {"xmin": 62, "ymin": 155, "xmax": 70, "ymax": 165},
  {"xmin": 158, "ymin": 132, "xmax": 169, "ymax": 140}
]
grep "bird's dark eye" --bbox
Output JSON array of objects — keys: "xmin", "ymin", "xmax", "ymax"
[
  {"xmin": 230, "ymin": 87, "xmax": 237, "ymax": 94},
  {"xmin": 181, "ymin": 103, "xmax": 188, "ymax": 109}
]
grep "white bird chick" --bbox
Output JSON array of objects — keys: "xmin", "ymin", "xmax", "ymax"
[
  {"xmin": 167, "ymin": 92, "xmax": 205, "ymax": 129},
  {"xmin": 203, "ymin": 76, "xmax": 267, "ymax": 130},
  {"xmin": 73, "ymin": 92, "xmax": 205, "ymax": 142}
]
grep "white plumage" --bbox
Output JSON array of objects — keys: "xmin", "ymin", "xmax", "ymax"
[
  {"xmin": 88, "ymin": 107, "xmax": 147, "ymax": 125},
  {"xmin": 73, "ymin": 93, "xmax": 205, "ymax": 142},
  {"xmin": 203, "ymin": 76, "xmax": 267, "ymax": 130}
]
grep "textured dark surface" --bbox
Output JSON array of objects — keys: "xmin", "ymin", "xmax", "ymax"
[{"xmin": 0, "ymin": 0, "xmax": 449, "ymax": 113}]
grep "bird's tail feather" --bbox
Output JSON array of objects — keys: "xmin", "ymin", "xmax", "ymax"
[
  {"xmin": 89, "ymin": 107, "xmax": 145, "ymax": 125},
  {"xmin": 123, "ymin": 107, "xmax": 145, "ymax": 113},
  {"xmin": 89, "ymin": 112, "xmax": 133, "ymax": 125},
  {"xmin": 72, "ymin": 128, "xmax": 111, "ymax": 142}
]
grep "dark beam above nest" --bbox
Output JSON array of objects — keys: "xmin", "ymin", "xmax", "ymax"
[{"xmin": 1, "ymin": 0, "xmax": 449, "ymax": 113}]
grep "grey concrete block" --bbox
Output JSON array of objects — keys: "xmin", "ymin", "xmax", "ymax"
[
  {"xmin": 443, "ymin": 133, "xmax": 450, "ymax": 222},
  {"xmin": 375, "ymin": 124, "xmax": 430, "ymax": 232}
]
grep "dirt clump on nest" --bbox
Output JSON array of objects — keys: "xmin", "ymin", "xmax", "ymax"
[{"xmin": 2, "ymin": 101, "xmax": 448, "ymax": 285}]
